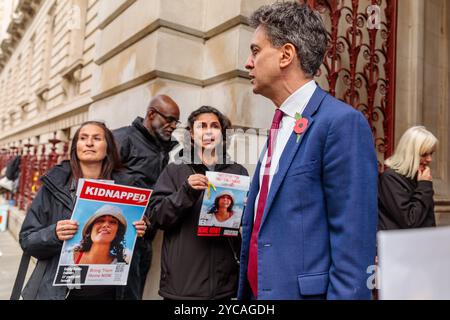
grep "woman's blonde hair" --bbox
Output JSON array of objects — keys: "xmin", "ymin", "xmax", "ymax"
[{"xmin": 385, "ymin": 126, "xmax": 438, "ymax": 179}]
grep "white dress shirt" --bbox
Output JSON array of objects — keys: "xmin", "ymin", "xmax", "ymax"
[{"xmin": 254, "ymin": 80, "xmax": 317, "ymax": 219}]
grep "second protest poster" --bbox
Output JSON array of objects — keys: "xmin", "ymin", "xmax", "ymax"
[{"xmin": 197, "ymin": 172, "xmax": 250, "ymax": 237}]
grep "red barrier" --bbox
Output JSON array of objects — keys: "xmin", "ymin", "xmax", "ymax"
[{"xmin": 0, "ymin": 133, "xmax": 69, "ymax": 211}]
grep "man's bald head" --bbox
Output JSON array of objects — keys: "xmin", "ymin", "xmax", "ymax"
[
  {"xmin": 144, "ymin": 95, "xmax": 181, "ymax": 142},
  {"xmin": 147, "ymin": 95, "xmax": 179, "ymax": 116}
]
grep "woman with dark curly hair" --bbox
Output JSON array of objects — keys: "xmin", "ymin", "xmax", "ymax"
[
  {"xmin": 19, "ymin": 121, "xmax": 147, "ymax": 300},
  {"xmin": 149, "ymin": 106, "xmax": 249, "ymax": 300}
]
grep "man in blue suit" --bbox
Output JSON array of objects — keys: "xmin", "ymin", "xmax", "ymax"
[{"xmin": 238, "ymin": 2, "xmax": 378, "ymax": 300}]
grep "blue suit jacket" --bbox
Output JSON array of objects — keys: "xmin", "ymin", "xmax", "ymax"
[{"xmin": 238, "ymin": 86, "xmax": 378, "ymax": 300}]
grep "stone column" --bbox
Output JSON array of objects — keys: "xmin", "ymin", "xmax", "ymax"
[
  {"xmin": 396, "ymin": 0, "xmax": 450, "ymax": 224},
  {"xmin": 395, "ymin": 0, "xmax": 425, "ymax": 140}
]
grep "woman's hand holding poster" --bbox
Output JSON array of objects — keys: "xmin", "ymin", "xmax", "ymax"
[
  {"xmin": 53, "ymin": 180, "xmax": 152, "ymax": 287},
  {"xmin": 197, "ymin": 172, "xmax": 250, "ymax": 237}
]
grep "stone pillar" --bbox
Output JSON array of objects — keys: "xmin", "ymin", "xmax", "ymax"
[
  {"xmin": 395, "ymin": 0, "xmax": 425, "ymax": 139},
  {"xmin": 396, "ymin": 0, "xmax": 450, "ymax": 224}
]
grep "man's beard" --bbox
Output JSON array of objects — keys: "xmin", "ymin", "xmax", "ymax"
[{"xmin": 155, "ymin": 128, "xmax": 172, "ymax": 143}]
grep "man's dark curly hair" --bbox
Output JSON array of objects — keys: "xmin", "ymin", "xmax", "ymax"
[
  {"xmin": 75, "ymin": 217, "xmax": 128, "ymax": 264},
  {"xmin": 249, "ymin": 2, "xmax": 328, "ymax": 77}
]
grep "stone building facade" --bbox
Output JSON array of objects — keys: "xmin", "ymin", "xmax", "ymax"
[
  {"xmin": 0, "ymin": 0, "xmax": 448, "ymax": 299},
  {"xmin": 0, "ymin": 0, "xmax": 17, "ymax": 40}
]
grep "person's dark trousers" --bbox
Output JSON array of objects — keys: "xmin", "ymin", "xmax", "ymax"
[
  {"xmin": 139, "ymin": 239, "xmax": 153, "ymax": 296},
  {"xmin": 138, "ymin": 225, "xmax": 158, "ymax": 297}
]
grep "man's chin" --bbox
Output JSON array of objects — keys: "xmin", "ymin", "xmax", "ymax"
[
  {"xmin": 252, "ymin": 86, "xmax": 265, "ymax": 96},
  {"xmin": 157, "ymin": 133, "xmax": 172, "ymax": 142}
]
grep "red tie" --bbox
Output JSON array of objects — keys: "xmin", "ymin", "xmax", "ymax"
[{"xmin": 247, "ymin": 109, "xmax": 284, "ymax": 298}]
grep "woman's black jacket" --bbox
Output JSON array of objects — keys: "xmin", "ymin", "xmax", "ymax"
[{"xmin": 378, "ymin": 168, "xmax": 436, "ymax": 230}]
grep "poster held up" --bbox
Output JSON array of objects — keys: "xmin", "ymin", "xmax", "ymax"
[{"xmin": 54, "ymin": 180, "xmax": 152, "ymax": 287}]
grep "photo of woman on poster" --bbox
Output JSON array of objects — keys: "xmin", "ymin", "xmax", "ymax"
[
  {"xmin": 73, "ymin": 204, "xmax": 130, "ymax": 265},
  {"xmin": 58, "ymin": 204, "xmax": 134, "ymax": 266},
  {"xmin": 205, "ymin": 191, "xmax": 241, "ymax": 228}
]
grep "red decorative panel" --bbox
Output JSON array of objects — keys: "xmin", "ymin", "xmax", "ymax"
[
  {"xmin": 0, "ymin": 133, "xmax": 68, "ymax": 211},
  {"xmin": 304, "ymin": 0, "xmax": 397, "ymax": 170}
]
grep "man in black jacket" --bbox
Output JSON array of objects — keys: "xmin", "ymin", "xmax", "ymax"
[{"xmin": 114, "ymin": 94, "xmax": 180, "ymax": 299}]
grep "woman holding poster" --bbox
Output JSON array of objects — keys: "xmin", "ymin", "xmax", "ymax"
[
  {"xmin": 149, "ymin": 106, "xmax": 249, "ymax": 300},
  {"xmin": 18, "ymin": 121, "xmax": 147, "ymax": 300}
]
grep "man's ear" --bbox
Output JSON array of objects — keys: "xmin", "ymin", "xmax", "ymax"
[
  {"xmin": 146, "ymin": 110, "xmax": 156, "ymax": 121},
  {"xmin": 280, "ymin": 43, "xmax": 297, "ymax": 69}
]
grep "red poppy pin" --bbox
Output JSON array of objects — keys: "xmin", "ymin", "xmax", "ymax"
[{"xmin": 294, "ymin": 112, "xmax": 308, "ymax": 143}]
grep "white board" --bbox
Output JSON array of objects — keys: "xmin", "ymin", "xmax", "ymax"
[{"xmin": 378, "ymin": 227, "xmax": 450, "ymax": 300}]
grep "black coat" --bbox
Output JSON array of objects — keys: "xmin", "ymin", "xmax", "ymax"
[
  {"xmin": 378, "ymin": 168, "xmax": 436, "ymax": 230},
  {"xmin": 113, "ymin": 117, "xmax": 178, "ymax": 190},
  {"xmin": 149, "ymin": 159, "xmax": 248, "ymax": 300},
  {"xmin": 6, "ymin": 155, "xmax": 21, "ymax": 180},
  {"xmin": 19, "ymin": 161, "xmax": 144, "ymax": 300}
]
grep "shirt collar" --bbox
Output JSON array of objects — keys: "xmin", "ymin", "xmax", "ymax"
[{"xmin": 279, "ymin": 80, "xmax": 317, "ymax": 118}]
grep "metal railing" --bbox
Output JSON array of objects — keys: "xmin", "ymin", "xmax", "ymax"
[{"xmin": 0, "ymin": 132, "xmax": 69, "ymax": 211}]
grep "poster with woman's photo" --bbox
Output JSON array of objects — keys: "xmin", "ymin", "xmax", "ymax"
[
  {"xmin": 197, "ymin": 172, "xmax": 250, "ymax": 237},
  {"xmin": 53, "ymin": 180, "xmax": 152, "ymax": 287}
]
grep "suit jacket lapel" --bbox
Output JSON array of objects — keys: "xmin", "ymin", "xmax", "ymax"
[{"xmin": 259, "ymin": 86, "xmax": 328, "ymax": 229}]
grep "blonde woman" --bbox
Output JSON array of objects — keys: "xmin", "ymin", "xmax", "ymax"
[{"xmin": 378, "ymin": 126, "xmax": 438, "ymax": 230}]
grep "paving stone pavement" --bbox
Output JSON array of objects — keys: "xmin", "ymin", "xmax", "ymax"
[
  {"xmin": 0, "ymin": 228, "xmax": 161, "ymax": 300},
  {"xmin": 0, "ymin": 231, "xmax": 25, "ymax": 300}
]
